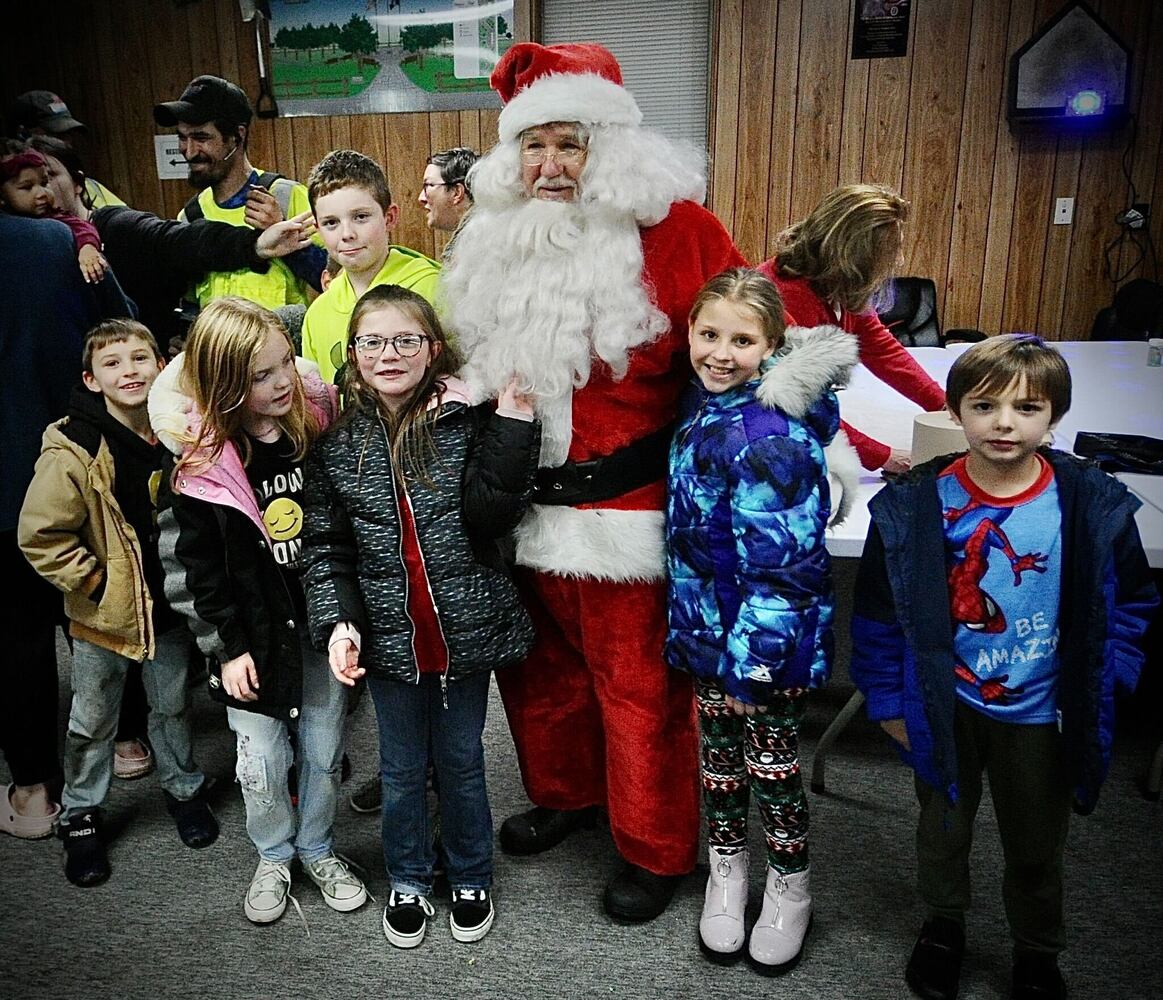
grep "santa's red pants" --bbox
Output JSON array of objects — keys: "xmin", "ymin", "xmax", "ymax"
[{"xmin": 497, "ymin": 569, "xmax": 700, "ymax": 875}]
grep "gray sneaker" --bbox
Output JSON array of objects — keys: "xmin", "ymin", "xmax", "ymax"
[
  {"xmin": 305, "ymin": 853, "xmax": 369, "ymax": 912},
  {"xmin": 244, "ymin": 858, "xmax": 294, "ymax": 924}
]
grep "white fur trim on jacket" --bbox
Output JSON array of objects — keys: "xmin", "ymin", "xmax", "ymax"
[
  {"xmin": 514, "ymin": 505, "xmax": 665, "ymax": 583},
  {"xmin": 754, "ymin": 323, "xmax": 861, "ymax": 528},
  {"xmin": 825, "ymin": 428, "xmax": 860, "ymax": 527},
  {"xmin": 498, "ymin": 73, "xmax": 643, "ymax": 141}
]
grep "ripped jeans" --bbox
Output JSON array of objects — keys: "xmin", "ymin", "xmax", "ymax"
[{"xmin": 226, "ymin": 634, "xmax": 346, "ymax": 864}]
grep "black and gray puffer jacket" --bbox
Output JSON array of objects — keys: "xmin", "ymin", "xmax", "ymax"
[{"xmin": 300, "ymin": 377, "xmax": 539, "ymax": 686}]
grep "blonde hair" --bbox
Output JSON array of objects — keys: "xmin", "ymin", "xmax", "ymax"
[
  {"xmin": 688, "ymin": 267, "xmax": 786, "ymax": 351},
  {"xmin": 946, "ymin": 334, "xmax": 1072, "ymax": 423},
  {"xmin": 342, "ymin": 285, "xmax": 465, "ymax": 486},
  {"xmin": 177, "ymin": 297, "xmax": 319, "ymax": 474},
  {"xmin": 774, "ymin": 183, "xmax": 910, "ymax": 313}
]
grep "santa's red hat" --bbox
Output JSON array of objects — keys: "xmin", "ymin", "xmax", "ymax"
[{"xmin": 492, "ymin": 42, "xmax": 642, "ymax": 142}]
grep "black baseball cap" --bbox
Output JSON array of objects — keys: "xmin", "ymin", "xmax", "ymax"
[
  {"xmin": 153, "ymin": 76, "xmax": 253, "ymax": 129},
  {"xmin": 10, "ymin": 91, "xmax": 86, "ymax": 134}
]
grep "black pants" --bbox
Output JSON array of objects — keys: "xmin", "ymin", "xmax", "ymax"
[
  {"xmin": 0, "ymin": 530, "xmax": 63, "ymax": 787},
  {"xmin": 916, "ymin": 700, "xmax": 1071, "ymax": 955}
]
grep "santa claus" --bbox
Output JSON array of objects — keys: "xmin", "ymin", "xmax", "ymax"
[{"xmin": 441, "ymin": 42, "xmax": 745, "ymax": 922}]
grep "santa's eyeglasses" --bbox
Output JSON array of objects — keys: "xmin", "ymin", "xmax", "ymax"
[{"xmin": 519, "ymin": 144, "xmax": 587, "ymax": 167}]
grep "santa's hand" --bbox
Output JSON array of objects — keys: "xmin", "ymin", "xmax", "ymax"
[{"xmin": 498, "ymin": 375, "xmax": 535, "ymax": 416}]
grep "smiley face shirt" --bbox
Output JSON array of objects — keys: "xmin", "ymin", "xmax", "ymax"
[{"xmin": 245, "ymin": 432, "xmax": 308, "ymax": 619}]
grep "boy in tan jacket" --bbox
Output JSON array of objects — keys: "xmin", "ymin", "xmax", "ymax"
[{"xmin": 19, "ymin": 319, "xmax": 217, "ymax": 886}]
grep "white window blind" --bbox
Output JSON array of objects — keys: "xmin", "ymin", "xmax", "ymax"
[{"xmin": 541, "ymin": 0, "xmax": 712, "ymax": 148}]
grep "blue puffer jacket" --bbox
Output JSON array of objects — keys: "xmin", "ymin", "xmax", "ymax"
[
  {"xmin": 666, "ymin": 326, "xmax": 860, "ymax": 706},
  {"xmin": 850, "ymin": 449, "xmax": 1158, "ymax": 813}
]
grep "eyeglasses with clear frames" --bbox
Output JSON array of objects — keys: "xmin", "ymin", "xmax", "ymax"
[
  {"xmin": 352, "ymin": 334, "xmax": 430, "ymax": 359},
  {"xmin": 519, "ymin": 145, "xmax": 587, "ymax": 167}
]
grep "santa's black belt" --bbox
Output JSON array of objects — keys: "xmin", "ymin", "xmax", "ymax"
[{"xmin": 532, "ymin": 423, "xmax": 675, "ymax": 506}]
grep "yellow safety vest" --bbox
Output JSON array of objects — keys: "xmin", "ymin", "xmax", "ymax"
[{"xmin": 179, "ymin": 175, "xmax": 313, "ymax": 310}]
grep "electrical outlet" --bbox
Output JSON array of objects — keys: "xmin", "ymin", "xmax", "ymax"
[{"xmin": 1054, "ymin": 197, "xmax": 1074, "ymax": 225}]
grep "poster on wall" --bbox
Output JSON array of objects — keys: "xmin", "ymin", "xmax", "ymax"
[
  {"xmin": 268, "ymin": 0, "xmax": 514, "ymax": 116},
  {"xmin": 851, "ymin": 0, "xmax": 910, "ymax": 59}
]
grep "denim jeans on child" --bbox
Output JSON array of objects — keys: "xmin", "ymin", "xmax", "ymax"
[
  {"xmin": 61, "ymin": 627, "xmax": 204, "ymax": 821},
  {"xmin": 226, "ymin": 633, "xmax": 346, "ymax": 865},
  {"xmin": 367, "ymin": 671, "xmax": 493, "ymax": 896}
]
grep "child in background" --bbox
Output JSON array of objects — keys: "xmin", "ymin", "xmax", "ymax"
[
  {"xmin": 665, "ymin": 268, "xmax": 859, "ymax": 974},
  {"xmin": 300, "ymin": 284, "xmax": 539, "ymax": 948},
  {"xmin": 0, "ymin": 139, "xmax": 107, "ymax": 283},
  {"xmin": 301, "ymin": 149, "xmax": 441, "ymax": 385},
  {"xmin": 151, "ymin": 297, "xmax": 367, "ymax": 927},
  {"xmin": 18, "ymin": 319, "xmax": 217, "ymax": 887},
  {"xmin": 850, "ymin": 334, "xmax": 1158, "ymax": 1000}
]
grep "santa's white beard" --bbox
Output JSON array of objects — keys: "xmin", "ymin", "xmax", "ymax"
[{"xmin": 442, "ymin": 196, "xmax": 669, "ymax": 466}]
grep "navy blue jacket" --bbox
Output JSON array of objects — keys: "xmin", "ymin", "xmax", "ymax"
[{"xmin": 850, "ymin": 448, "xmax": 1158, "ymax": 813}]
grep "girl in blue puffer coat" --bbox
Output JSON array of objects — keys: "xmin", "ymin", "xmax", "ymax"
[{"xmin": 666, "ymin": 268, "xmax": 859, "ymax": 975}]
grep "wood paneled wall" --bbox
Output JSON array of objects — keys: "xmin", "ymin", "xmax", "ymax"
[
  {"xmin": 4, "ymin": 1, "xmax": 1159, "ymax": 340},
  {"xmin": 1, "ymin": 0, "xmax": 535, "ymax": 262},
  {"xmin": 710, "ymin": 0, "xmax": 1163, "ymax": 340}
]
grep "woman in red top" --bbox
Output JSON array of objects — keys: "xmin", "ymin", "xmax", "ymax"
[{"xmin": 757, "ymin": 183, "xmax": 945, "ymax": 473}]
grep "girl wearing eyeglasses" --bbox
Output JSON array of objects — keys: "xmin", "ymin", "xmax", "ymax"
[{"xmin": 299, "ymin": 284, "xmax": 540, "ymax": 949}]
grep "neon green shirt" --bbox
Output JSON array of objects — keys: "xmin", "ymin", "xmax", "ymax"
[{"xmin": 300, "ymin": 246, "xmax": 441, "ymax": 384}]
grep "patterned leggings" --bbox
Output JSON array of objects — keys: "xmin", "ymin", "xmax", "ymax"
[{"xmin": 696, "ymin": 679, "xmax": 809, "ymax": 873}]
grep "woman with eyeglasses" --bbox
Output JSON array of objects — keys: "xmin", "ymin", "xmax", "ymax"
[
  {"xmin": 758, "ymin": 183, "xmax": 946, "ymax": 474},
  {"xmin": 299, "ymin": 284, "xmax": 541, "ymax": 949}
]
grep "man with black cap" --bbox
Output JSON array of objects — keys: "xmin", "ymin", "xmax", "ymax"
[
  {"xmin": 153, "ymin": 75, "xmax": 323, "ymax": 311},
  {"xmin": 8, "ymin": 90, "xmax": 123, "ymax": 209}
]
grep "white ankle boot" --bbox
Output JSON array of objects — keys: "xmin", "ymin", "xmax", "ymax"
[
  {"xmin": 699, "ymin": 847, "xmax": 748, "ymax": 962},
  {"xmin": 748, "ymin": 865, "xmax": 812, "ymax": 974}
]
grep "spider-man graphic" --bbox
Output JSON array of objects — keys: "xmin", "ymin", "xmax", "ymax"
[{"xmin": 944, "ymin": 495, "xmax": 1048, "ymax": 703}]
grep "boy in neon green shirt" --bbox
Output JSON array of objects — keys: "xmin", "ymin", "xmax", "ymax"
[{"xmin": 302, "ymin": 150, "xmax": 441, "ymax": 384}]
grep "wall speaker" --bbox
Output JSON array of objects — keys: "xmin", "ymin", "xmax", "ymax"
[{"xmin": 1007, "ymin": 1, "xmax": 1130, "ymax": 131}]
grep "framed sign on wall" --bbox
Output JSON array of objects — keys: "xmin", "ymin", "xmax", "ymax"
[{"xmin": 268, "ymin": 0, "xmax": 513, "ymax": 116}]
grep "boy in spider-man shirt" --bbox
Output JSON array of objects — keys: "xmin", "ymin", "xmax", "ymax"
[{"xmin": 850, "ymin": 334, "xmax": 1157, "ymax": 1000}]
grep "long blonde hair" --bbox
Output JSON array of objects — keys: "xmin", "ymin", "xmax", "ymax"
[
  {"xmin": 774, "ymin": 183, "xmax": 909, "ymax": 313},
  {"xmin": 341, "ymin": 285, "xmax": 465, "ymax": 485},
  {"xmin": 176, "ymin": 297, "xmax": 320, "ymax": 473}
]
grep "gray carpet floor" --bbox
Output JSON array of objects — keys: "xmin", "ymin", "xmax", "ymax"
[{"xmin": 2, "ymin": 620, "xmax": 1161, "ymax": 999}]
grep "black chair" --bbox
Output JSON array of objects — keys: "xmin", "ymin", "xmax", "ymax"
[
  {"xmin": 1091, "ymin": 278, "xmax": 1163, "ymax": 341},
  {"xmin": 875, "ymin": 276, "xmax": 943, "ymax": 347}
]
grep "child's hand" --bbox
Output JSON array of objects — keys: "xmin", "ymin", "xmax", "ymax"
[
  {"xmin": 244, "ymin": 185, "xmax": 283, "ymax": 230},
  {"xmin": 78, "ymin": 245, "xmax": 108, "ymax": 283},
  {"xmin": 725, "ymin": 693, "xmax": 767, "ymax": 716},
  {"xmin": 498, "ymin": 375, "xmax": 535, "ymax": 416},
  {"xmin": 879, "ymin": 718, "xmax": 910, "ymax": 750},
  {"xmin": 221, "ymin": 652, "xmax": 260, "ymax": 702},
  {"xmin": 256, "ymin": 212, "xmax": 316, "ymax": 259},
  {"xmin": 328, "ymin": 637, "xmax": 366, "ymax": 687}
]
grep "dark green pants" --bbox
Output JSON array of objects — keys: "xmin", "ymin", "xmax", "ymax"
[{"xmin": 915, "ymin": 700, "xmax": 1071, "ymax": 955}]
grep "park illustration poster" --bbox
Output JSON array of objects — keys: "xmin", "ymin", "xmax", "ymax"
[{"xmin": 269, "ymin": 0, "xmax": 514, "ymax": 116}]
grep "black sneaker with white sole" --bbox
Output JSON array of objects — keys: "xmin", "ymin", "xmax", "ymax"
[
  {"xmin": 450, "ymin": 887, "xmax": 495, "ymax": 943},
  {"xmin": 60, "ymin": 811, "xmax": 110, "ymax": 888},
  {"xmin": 382, "ymin": 890, "xmax": 435, "ymax": 949}
]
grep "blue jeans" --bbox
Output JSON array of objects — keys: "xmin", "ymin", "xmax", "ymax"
[
  {"xmin": 226, "ymin": 634, "xmax": 346, "ymax": 864},
  {"xmin": 368, "ymin": 671, "xmax": 493, "ymax": 896},
  {"xmin": 61, "ymin": 628, "xmax": 204, "ymax": 821}
]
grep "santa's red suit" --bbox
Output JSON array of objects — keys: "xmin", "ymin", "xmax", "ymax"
[
  {"xmin": 442, "ymin": 43, "xmax": 745, "ymax": 879},
  {"xmin": 504, "ymin": 201, "xmax": 744, "ymax": 877}
]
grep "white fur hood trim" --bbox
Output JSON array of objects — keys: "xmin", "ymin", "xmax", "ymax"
[
  {"xmin": 514, "ymin": 506, "xmax": 665, "ymax": 582},
  {"xmin": 825, "ymin": 428, "xmax": 860, "ymax": 528},
  {"xmin": 498, "ymin": 72, "xmax": 642, "ymax": 142},
  {"xmin": 755, "ymin": 324, "xmax": 859, "ymax": 419}
]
